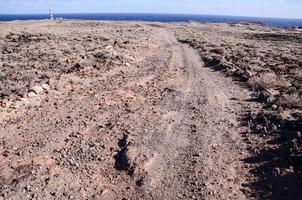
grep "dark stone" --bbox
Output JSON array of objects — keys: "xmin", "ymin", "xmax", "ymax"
[
  {"xmin": 258, "ymin": 90, "xmax": 273, "ymax": 103},
  {"xmin": 233, "ymin": 69, "xmax": 251, "ymax": 82},
  {"xmin": 67, "ymin": 63, "xmax": 82, "ymax": 73},
  {"xmin": 0, "ymin": 90, "xmax": 10, "ymax": 98}
]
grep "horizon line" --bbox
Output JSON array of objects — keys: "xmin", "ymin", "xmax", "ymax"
[{"xmin": 0, "ymin": 12, "xmax": 302, "ymax": 21}]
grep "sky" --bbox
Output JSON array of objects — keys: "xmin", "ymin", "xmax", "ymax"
[{"xmin": 0, "ymin": 0, "xmax": 302, "ymax": 19}]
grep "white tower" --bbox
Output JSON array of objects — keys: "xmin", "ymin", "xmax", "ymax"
[{"xmin": 49, "ymin": 7, "xmax": 54, "ymax": 20}]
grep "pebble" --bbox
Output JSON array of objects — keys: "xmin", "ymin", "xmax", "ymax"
[
  {"xmin": 0, "ymin": 90, "xmax": 10, "ymax": 97},
  {"xmin": 48, "ymin": 78, "xmax": 56, "ymax": 86},
  {"xmin": 296, "ymin": 131, "xmax": 301, "ymax": 138},
  {"xmin": 21, "ymin": 97, "xmax": 42, "ymax": 108},
  {"xmin": 0, "ymin": 71, "xmax": 6, "ymax": 80},
  {"xmin": 42, "ymin": 83, "xmax": 50, "ymax": 91},
  {"xmin": 30, "ymin": 85, "xmax": 44, "ymax": 94},
  {"xmin": 273, "ymin": 167, "xmax": 281, "ymax": 176},
  {"xmin": 193, "ymin": 153, "xmax": 201, "ymax": 157},
  {"xmin": 27, "ymin": 92, "xmax": 37, "ymax": 97}
]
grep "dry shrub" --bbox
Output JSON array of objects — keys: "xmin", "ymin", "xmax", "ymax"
[
  {"xmin": 290, "ymin": 68, "xmax": 302, "ymax": 79},
  {"xmin": 255, "ymin": 72, "xmax": 291, "ymax": 89},
  {"xmin": 275, "ymin": 93, "xmax": 302, "ymax": 109}
]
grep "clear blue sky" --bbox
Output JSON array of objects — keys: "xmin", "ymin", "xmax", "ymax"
[{"xmin": 1, "ymin": 0, "xmax": 302, "ymax": 19}]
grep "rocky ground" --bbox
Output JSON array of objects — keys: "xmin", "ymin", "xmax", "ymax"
[
  {"xmin": 174, "ymin": 22, "xmax": 302, "ymax": 199},
  {"xmin": 0, "ymin": 20, "xmax": 301, "ymax": 199}
]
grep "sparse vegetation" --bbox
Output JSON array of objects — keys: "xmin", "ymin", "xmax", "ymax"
[{"xmin": 175, "ymin": 22, "xmax": 302, "ymax": 199}]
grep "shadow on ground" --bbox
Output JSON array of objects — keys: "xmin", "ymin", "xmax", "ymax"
[{"xmin": 241, "ymin": 112, "xmax": 302, "ymax": 200}]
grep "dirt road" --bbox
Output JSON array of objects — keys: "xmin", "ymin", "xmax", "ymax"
[
  {"xmin": 129, "ymin": 28, "xmax": 254, "ymax": 199},
  {"xmin": 0, "ymin": 23, "xmax": 256, "ymax": 199}
]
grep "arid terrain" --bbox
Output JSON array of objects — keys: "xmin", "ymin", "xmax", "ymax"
[{"xmin": 0, "ymin": 20, "xmax": 301, "ymax": 199}]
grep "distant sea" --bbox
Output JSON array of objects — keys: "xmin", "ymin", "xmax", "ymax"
[{"xmin": 1, "ymin": 13, "xmax": 302, "ymax": 28}]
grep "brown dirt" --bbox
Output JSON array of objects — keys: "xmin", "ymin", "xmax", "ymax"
[
  {"xmin": 0, "ymin": 20, "xmax": 301, "ymax": 199},
  {"xmin": 173, "ymin": 22, "xmax": 302, "ymax": 199}
]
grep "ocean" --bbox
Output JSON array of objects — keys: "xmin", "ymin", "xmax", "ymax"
[{"xmin": 0, "ymin": 13, "xmax": 302, "ymax": 28}]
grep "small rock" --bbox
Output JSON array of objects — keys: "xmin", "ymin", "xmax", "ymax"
[
  {"xmin": 21, "ymin": 97, "xmax": 42, "ymax": 108},
  {"xmin": 212, "ymin": 47, "xmax": 226, "ymax": 55},
  {"xmin": 136, "ymin": 178, "xmax": 145, "ymax": 187},
  {"xmin": 234, "ymin": 69, "xmax": 251, "ymax": 82},
  {"xmin": 0, "ymin": 71, "xmax": 6, "ymax": 80},
  {"xmin": 81, "ymin": 78, "xmax": 92, "ymax": 86},
  {"xmin": 243, "ymin": 70, "xmax": 252, "ymax": 78},
  {"xmin": 23, "ymin": 70, "xmax": 37, "ymax": 80},
  {"xmin": 41, "ymin": 84, "xmax": 50, "ymax": 91},
  {"xmin": 296, "ymin": 131, "xmax": 301, "ymax": 138},
  {"xmin": 273, "ymin": 167, "xmax": 281, "ymax": 176},
  {"xmin": 27, "ymin": 92, "xmax": 37, "ymax": 97},
  {"xmin": 258, "ymin": 90, "xmax": 273, "ymax": 103},
  {"xmin": 0, "ymin": 90, "xmax": 10, "ymax": 98},
  {"xmin": 267, "ymin": 96, "xmax": 275, "ymax": 104},
  {"xmin": 47, "ymin": 78, "xmax": 56, "ymax": 86},
  {"xmin": 30, "ymin": 86, "xmax": 44, "ymax": 94},
  {"xmin": 68, "ymin": 63, "xmax": 82, "ymax": 73},
  {"xmin": 104, "ymin": 45, "xmax": 113, "ymax": 49}
]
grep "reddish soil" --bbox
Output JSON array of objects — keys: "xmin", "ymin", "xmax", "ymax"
[{"xmin": 0, "ymin": 20, "xmax": 301, "ymax": 199}]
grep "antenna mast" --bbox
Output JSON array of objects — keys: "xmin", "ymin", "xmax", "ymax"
[{"xmin": 49, "ymin": 6, "xmax": 54, "ymax": 20}]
